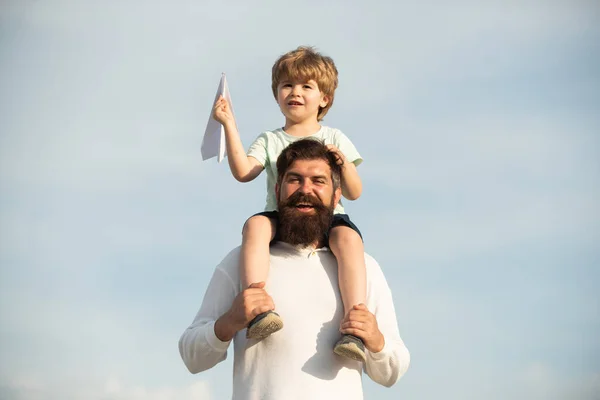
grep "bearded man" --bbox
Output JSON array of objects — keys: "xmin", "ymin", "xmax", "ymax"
[{"xmin": 179, "ymin": 139, "xmax": 410, "ymax": 400}]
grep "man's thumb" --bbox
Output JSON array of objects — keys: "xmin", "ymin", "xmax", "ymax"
[{"xmin": 248, "ymin": 282, "xmax": 265, "ymax": 289}]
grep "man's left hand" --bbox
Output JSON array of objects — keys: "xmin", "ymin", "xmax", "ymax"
[{"xmin": 340, "ymin": 303, "xmax": 385, "ymax": 353}]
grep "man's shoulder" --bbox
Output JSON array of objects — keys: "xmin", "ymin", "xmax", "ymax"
[
  {"xmin": 215, "ymin": 246, "xmax": 242, "ymax": 280},
  {"xmin": 363, "ymin": 252, "xmax": 388, "ymax": 279}
]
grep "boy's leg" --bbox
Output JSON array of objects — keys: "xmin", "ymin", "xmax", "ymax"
[
  {"xmin": 329, "ymin": 225, "xmax": 367, "ymax": 362},
  {"xmin": 241, "ymin": 214, "xmax": 283, "ymax": 339},
  {"xmin": 241, "ymin": 215, "xmax": 276, "ymax": 288},
  {"xmin": 329, "ymin": 225, "xmax": 366, "ymax": 316}
]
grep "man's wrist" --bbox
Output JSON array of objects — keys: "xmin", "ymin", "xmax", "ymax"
[
  {"xmin": 214, "ymin": 312, "xmax": 239, "ymax": 342},
  {"xmin": 369, "ymin": 333, "xmax": 386, "ymax": 353}
]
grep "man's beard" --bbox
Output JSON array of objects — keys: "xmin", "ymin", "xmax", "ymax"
[{"xmin": 278, "ymin": 192, "xmax": 335, "ymax": 247}]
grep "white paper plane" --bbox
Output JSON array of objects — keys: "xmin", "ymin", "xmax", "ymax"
[{"xmin": 201, "ymin": 73, "xmax": 236, "ymax": 162}]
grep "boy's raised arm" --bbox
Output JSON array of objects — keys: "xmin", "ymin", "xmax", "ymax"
[{"xmin": 213, "ymin": 95, "xmax": 264, "ymax": 182}]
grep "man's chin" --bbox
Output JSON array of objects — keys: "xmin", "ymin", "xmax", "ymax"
[{"xmin": 278, "ymin": 204, "xmax": 332, "ymax": 247}]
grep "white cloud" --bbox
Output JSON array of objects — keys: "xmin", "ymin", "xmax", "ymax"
[
  {"xmin": 0, "ymin": 376, "xmax": 211, "ymax": 400},
  {"xmin": 102, "ymin": 377, "xmax": 211, "ymax": 400},
  {"xmin": 513, "ymin": 362, "xmax": 600, "ymax": 400}
]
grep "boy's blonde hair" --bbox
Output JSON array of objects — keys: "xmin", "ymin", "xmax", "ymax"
[{"xmin": 271, "ymin": 46, "xmax": 339, "ymax": 121}]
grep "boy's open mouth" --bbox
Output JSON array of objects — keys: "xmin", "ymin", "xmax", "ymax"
[{"xmin": 288, "ymin": 101, "xmax": 303, "ymax": 106}]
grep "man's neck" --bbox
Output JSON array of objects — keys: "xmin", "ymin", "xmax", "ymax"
[
  {"xmin": 283, "ymin": 120, "xmax": 321, "ymax": 137},
  {"xmin": 279, "ymin": 238, "xmax": 327, "ymax": 250}
]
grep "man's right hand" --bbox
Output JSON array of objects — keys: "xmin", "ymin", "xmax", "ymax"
[
  {"xmin": 214, "ymin": 282, "xmax": 275, "ymax": 342},
  {"xmin": 212, "ymin": 95, "xmax": 235, "ymax": 127}
]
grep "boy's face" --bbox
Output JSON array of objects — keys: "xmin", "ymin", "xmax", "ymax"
[{"xmin": 276, "ymin": 78, "xmax": 329, "ymax": 124}]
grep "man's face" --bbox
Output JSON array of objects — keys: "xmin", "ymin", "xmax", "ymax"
[{"xmin": 276, "ymin": 158, "xmax": 341, "ymax": 246}]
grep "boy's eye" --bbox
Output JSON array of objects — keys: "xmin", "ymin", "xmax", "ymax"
[{"xmin": 303, "ymin": 85, "xmax": 312, "ymax": 89}]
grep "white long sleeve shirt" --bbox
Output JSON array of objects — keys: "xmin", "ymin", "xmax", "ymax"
[{"xmin": 179, "ymin": 242, "xmax": 410, "ymax": 400}]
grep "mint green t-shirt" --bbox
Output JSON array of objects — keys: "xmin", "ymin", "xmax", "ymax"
[{"xmin": 247, "ymin": 126, "xmax": 363, "ymax": 214}]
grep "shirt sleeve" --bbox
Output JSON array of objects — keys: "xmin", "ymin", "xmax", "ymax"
[
  {"xmin": 363, "ymin": 255, "xmax": 411, "ymax": 387},
  {"xmin": 247, "ymin": 132, "xmax": 269, "ymax": 167},
  {"xmin": 333, "ymin": 130, "xmax": 363, "ymax": 167},
  {"xmin": 178, "ymin": 254, "xmax": 240, "ymax": 374}
]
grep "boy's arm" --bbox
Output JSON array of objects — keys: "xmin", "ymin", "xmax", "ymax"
[
  {"xmin": 223, "ymin": 121, "xmax": 264, "ymax": 182},
  {"xmin": 340, "ymin": 160, "xmax": 362, "ymax": 200},
  {"xmin": 213, "ymin": 96, "xmax": 264, "ymax": 182},
  {"xmin": 326, "ymin": 144, "xmax": 362, "ymax": 200}
]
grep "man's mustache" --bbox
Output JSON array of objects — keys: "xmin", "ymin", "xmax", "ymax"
[{"xmin": 280, "ymin": 192, "xmax": 327, "ymax": 210}]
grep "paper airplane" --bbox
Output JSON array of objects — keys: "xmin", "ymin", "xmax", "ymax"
[{"xmin": 201, "ymin": 73, "xmax": 236, "ymax": 162}]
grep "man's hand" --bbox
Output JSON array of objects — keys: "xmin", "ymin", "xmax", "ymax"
[
  {"xmin": 340, "ymin": 304, "xmax": 385, "ymax": 353},
  {"xmin": 212, "ymin": 95, "xmax": 235, "ymax": 127},
  {"xmin": 214, "ymin": 282, "xmax": 275, "ymax": 342},
  {"xmin": 325, "ymin": 144, "xmax": 348, "ymax": 166}
]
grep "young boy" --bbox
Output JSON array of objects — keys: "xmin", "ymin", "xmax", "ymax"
[{"xmin": 212, "ymin": 46, "xmax": 367, "ymax": 362}]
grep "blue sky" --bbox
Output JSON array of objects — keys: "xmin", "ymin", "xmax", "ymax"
[{"xmin": 0, "ymin": 1, "xmax": 598, "ymax": 399}]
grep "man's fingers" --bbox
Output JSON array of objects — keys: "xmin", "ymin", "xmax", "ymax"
[
  {"xmin": 252, "ymin": 304, "xmax": 274, "ymax": 316},
  {"xmin": 341, "ymin": 320, "xmax": 365, "ymax": 330},
  {"xmin": 340, "ymin": 327, "xmax": 367, "ymax": 341},
  {"xmin": 346, "ymin": 310, "xmax": 372, "ymax": 321}
]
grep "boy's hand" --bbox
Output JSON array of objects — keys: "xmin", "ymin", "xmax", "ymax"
[
  {"xmin": 326, "ymin": 144, "xmax": 348, "ymax": 166},
  {"xmin": 340, "ymin": 304, "xmax": 385, "ymax": 353},
  {"xmin": 212, "ymin": 95, "xmax": 235, "ymax": 127}
]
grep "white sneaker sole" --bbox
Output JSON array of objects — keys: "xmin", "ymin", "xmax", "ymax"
[{"xmin": 246, "ymin": 312, "xmax": 284, "ymax": 339}]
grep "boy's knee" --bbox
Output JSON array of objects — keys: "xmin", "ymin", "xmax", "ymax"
[
  {"xmin": 330, "ymin": 226, "xmax": 362, "ymax": 246},
  {"xmin": 243, "ymin": 215, "xmax": 274, "ymax": 237}
]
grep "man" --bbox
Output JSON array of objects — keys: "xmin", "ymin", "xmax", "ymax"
[{"xmin": 179, "ymin": 139, "xmax": 410, "ymax": 399}]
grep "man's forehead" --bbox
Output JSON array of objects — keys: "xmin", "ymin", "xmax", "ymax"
[{"xmin": 284, "ymin": 159, "xmax": 331, "ymax": 176}]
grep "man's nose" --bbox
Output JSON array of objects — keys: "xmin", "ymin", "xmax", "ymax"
[{"xmin": 298, "ymin": 180, "xmax": 313, "ymax": 193}]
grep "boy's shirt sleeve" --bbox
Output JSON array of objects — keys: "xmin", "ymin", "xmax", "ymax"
[
  {"xmin": 247, "ymin": 132, "xmax": 269, "ymax": 167},
  {"xmin": 334, "ymin": 130, "xmax": 363, "ymax": 167}
]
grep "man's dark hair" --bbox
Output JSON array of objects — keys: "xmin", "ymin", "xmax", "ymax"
[{"xmin": 276, "ymin": 139, "xmax": 342, "ymax": 190}]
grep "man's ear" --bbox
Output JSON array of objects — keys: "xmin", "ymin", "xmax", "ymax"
[
  {"xmin": 275, "ymin": 183, "xmax": 280, "ymax": 199},
  {"xmin": 332, "ymin": 187, "xmax": 342, "ymax": 208}
]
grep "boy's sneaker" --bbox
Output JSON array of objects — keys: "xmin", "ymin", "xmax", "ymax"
[
  {"xmin": 246, "ymin": 311, "xmax": 284, "ymax": 339},
  {"xmin": 333, "ymin": 334, "xmax": 366, "ymax": 363}
]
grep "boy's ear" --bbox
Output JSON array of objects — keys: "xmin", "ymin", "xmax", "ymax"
[{"xmin": 320, "ymin": 95, "xmax": 329, "ymax": 108}]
